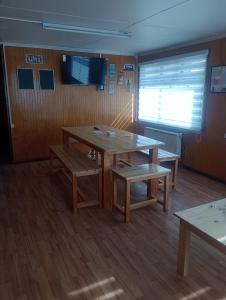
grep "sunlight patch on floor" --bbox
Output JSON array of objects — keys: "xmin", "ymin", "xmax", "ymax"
[
  {"xmin": 180, "ymin": 287, "xmax": 211, "ymax": 300},
  {"xmin": 68, "ymin": 276, "xmax": 122, "ymax": 298},
  {"xmin": 92, "ymin": 289, "xmax": 124, "ymax": 300}
]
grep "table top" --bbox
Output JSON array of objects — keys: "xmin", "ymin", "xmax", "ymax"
[
  {"xmin": 62, "ymin": 125, "xmax": 163, "ymax": 155},
  {"xmin": 175, "ymin": 198, "xmax": 226, "ymax": 246}
]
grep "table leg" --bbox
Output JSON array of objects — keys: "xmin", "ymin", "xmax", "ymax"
[
  {"xmin": 62, "ymin": 131, "xmax": 70, "ymax": 146},
  {"xmin": 177, "ymin": 220, "xmax": 191, "ymax": 276},
  {"xmin": 113, "ymin": 175, "xmax": 117, "ymax": 210},
  {"xmin": 72, "ymin": 175, "xmax": 78, "ymax": 214},
  {"xmin": 172, "ymin": 159, "xmax": 178, "ymax": 190},
  {"xmin": 101, "ymin": 153, "xmax": 114, "ymax": 209},
  {"xmin": 124, "ymin": 181, "xmax": 130, "ymax": 223},
  {"xmin": 147, "ymin": 146, "xmax": 158, "ymax": 198}
]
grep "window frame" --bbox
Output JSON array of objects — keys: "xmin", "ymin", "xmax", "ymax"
[{"xmin": 136, "ymin": 50, "xmax": 209, "ymax": 133}]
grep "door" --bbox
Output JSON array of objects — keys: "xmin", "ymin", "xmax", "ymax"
[{"xmin": 0, "ymin": 45, "xmax": 12, "ymax": 163}]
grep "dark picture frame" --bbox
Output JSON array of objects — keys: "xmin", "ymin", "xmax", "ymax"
[
  {"xmin": 39, "ymin": 69, "xmax": 55, "ymax": 90},
  {"xmin": 17, "ymin": 68, "xmax": 34, "ymax": 90}
]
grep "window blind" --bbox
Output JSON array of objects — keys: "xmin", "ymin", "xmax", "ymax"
[{"xmin": 138, "ymin": 50, "xmax": 208, "ymax": 132}]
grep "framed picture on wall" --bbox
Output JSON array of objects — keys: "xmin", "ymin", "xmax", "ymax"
[
  {"xmin": 17, "ymin": 68, "xmax": 34, "ymax": 90},
  {"xmin": 39, "ymin": 69, "xmax": 54, "ymax": 90},
  {"xmin": 210, "ymin": 65, "xmax": 226, "ymax": 93}
]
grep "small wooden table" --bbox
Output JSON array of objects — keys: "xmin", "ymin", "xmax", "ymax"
[
  {"xmin": 62, "ymin": 125, "xmax": 163, "ymax": 208},
  {"xmin": 175, "ymin": 198, "xmax": 226, "ymax": 276}
]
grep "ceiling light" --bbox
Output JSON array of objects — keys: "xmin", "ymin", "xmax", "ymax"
[{"xmin": 43, "ymin": 22, "xmax": 131, "ymax": 38}]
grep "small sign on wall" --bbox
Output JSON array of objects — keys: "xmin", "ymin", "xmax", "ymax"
[
  {"xmin": 123, "ymin": 64, "xmax": 135, "ymax": 71},
  {"xmin": 26, "ymin": 54, "xmax": 43, "ymax": 64}
]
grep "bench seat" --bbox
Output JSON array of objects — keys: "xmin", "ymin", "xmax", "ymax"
[
  {"xmin": 141, "ymin": 148, "xmax": 179, "ymax": 161},
  {"xmin": 49, "ymin": 145, "xmax": 100, "ymax": 176}
]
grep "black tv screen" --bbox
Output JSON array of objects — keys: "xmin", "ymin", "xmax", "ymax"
[
  {"xmin": 62, "ymin": 55, "xmax": 107, "ymax": 87},
  {"xmin": 62, "ymin": 55, "xmax": 90, "ymax": 85}
]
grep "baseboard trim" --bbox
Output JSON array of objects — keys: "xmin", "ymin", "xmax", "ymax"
[{"xmin": 183, "ymin": 164, "xmax": 226, "ymax": 184}]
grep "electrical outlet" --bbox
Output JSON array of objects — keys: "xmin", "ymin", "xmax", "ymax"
[{"xmin": 224, "ymin": 133, "xmax": 226, "ymax": 139}]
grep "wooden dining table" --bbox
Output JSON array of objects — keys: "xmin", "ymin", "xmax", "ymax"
[{"xmin": 62, "ymin": 125, "xmax": 163, "ymax": 208}]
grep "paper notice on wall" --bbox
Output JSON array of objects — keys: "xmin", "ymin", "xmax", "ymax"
[
  {"xmin": 125, "ymin": 79, "xmax": 132, "ymax": 92},
  {"xmin": 117, "ymin": 71, "xmax": 124, "ymax": 85},
  {"xmin": 109, "ymin": 81, "xmax": 116, "ymax": 95}
]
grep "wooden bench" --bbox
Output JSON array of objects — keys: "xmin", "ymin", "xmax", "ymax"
[
  {"xmin": 112, "ymin": 163, "xmax": 171, "ymax": 223},
  {"xmin": 49, "ymin": 144, "xmax": 102, "ymax": 213}
]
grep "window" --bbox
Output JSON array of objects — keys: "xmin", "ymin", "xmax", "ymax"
[{"xmin": 138, "ymin": 50, "xmax": 208, "ymax": 132}]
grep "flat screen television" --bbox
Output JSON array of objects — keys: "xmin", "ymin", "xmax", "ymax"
[
  {"xmin": 62, "ymin": 55, "xmax": 90, "ymax": 85},
  {"xmin": 62, "ymin": 55, "xmax": 107, "ymax": 87}
]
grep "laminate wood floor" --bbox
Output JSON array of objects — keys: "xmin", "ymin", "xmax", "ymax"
[{"xmin": 1, "ymin": 154, "xmax": 226, "ymax": 300}]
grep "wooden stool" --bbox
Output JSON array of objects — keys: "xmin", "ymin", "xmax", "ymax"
[
  {"xmin": 137, "ymin": 149, "xmax": 179, "ymax": 189},
  {"xmin": 112, "ymin": 163, "xmax": 171, "ymax": 223},
  {"xmin": 49, "ymin": 145, "xmax": 102, "ymax": 213}
]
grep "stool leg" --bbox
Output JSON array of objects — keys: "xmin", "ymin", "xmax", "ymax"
[
  {"xmin": 113, "ymin": 175, "xmax": 117, "ymax": 211},
  {"xmin": 124, "ymin": 181, "xmax": 130, "ymax": 223},
  {"xmin": 72, "ymin": 175, "xmax": 78, "ymax": 214},
  {"xmin": 172, "ymin": 159, "xmax": 178, "ymax": 190},
  {"xmin": 98, "ymin": 170, "xmax": 103, "ymax": 208},
  {"xmin": 163, "ymin": 174, "xmax": 169, "ymax": 212}
]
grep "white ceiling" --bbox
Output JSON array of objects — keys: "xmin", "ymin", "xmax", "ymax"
[{"xmin": 1, "ymin": 0, "xmax": 226, "ymax": 55}]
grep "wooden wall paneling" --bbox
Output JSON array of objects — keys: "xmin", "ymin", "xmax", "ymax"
[
  {"xmin": 137, "ymin": 38, "xmax": 226, "ymax": 182},
  {"xmin": 5, "ymin": 46, "xmax": 136, "ymax": 161}
]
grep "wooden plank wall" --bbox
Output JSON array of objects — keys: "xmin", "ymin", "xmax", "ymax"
[
  {"xmin": 4, "ymin": 46, "xmax": 136, "ymax": 162},
  {"xmin": 137, "ymin": 38, "xmax": 226, "ymax": 182}
]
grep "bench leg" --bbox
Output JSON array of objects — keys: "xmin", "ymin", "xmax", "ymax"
[
  {"xmin": 163, "ymin": 174, "xmax": 169, "ymax": 212},
  {"xmin": 124, "ymin": 181, "xmax": 130, "ymax": 223},
  {"xmin": 72, "ymin": 175, "xmax": 78, "ymax": 214},
  {"xmin": 172, "ymin": 159, "xmax": 178, "ymax": 190},
  {"xmin": 98, "ymin": 170, "xmax": 103, "ymax": 208}
]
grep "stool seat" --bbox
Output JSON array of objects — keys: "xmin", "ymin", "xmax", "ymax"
[{"xmin": 112, "ymin": 163, "xmax": 170, "ymax": 182}]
